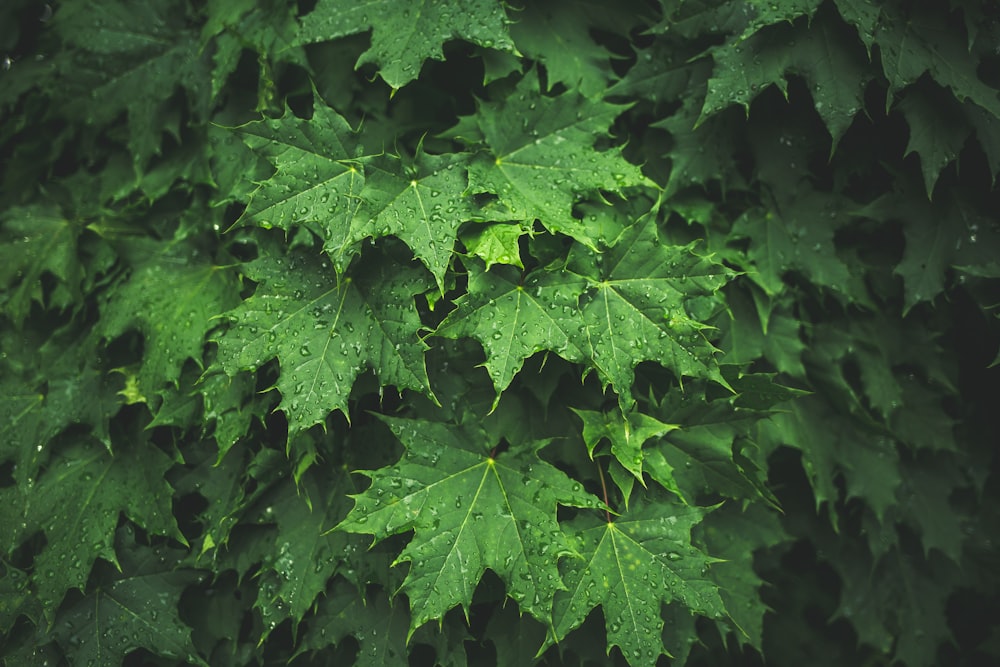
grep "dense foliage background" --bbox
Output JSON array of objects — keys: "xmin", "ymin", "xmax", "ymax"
[{"xmin": 2, "ymin": 0, "xmax": 999, "ymax": 665}]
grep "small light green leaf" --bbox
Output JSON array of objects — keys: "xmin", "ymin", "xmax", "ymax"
[
  {"xmin": 571, "ymin": 407, "xmax": 678, "ymax": 483},
  {"xmin": 461, "ymin": 222, "xmax": 526, "ymax": 271}
]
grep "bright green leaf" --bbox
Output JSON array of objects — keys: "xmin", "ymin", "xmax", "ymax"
[
  {"xmin": 336, "ymin": 416, "xmax": 603, "ymax": 635},
  {"xmin": 544, "ymin": 496, "xmax": 726, "ymax": 666}
]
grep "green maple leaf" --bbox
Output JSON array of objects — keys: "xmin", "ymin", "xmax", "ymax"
[
  {"xmin": 296, "ymin": 0, "xmax": 516, "ymax": 89},
  {"xmin": 50, "ymin": 0, "xmax": 212, "ymax": 170},
  {"xmin": 215, "ymin": 241, "xmax": 433, "ymax": 438},
  {"xmin": 236, "ymin": 105, "xmax": 474, "ymax": 288},
  {"xmin": 897, "ymin": 84, "xmax": 971, "ymax": 195},
  {"xmin": 0, "ymin": 327, "xmax": 118, "ymax": 485},
  {"xmin": 875, "ymin": 4, "xmax": 1000, "ymax": 119},
  {"xmin": 508, "ymin": 0, "xmax": 648, "ymax": 98},
  {"xmin": 232, "ymin": 103, "xmax": 368, "ymax": 263},
  {"xmin": 856, "ymin": 176, "xmax": 1000, "ymax": 312},
  {"xmin": 336, "ymin": 416, "xmax": 603, "ymax": 635},
  {"xmin": 0, "ymin": 205, "xmax": 84, "ymax": 326},
  {"xmin": 438, "ymin": 217, "xmax": 732, "ymax": 408},
  {"xmin": 696, "ymin": 503, "xmax": 787, "ymax": 650},
  {"xmin": 543, "ymin": 495, "xmax": 726, "ymax": 666},
  {"xmin": 758, "ymin": 397, "xmax": 900, "ymax": 521},
  {"xmin": 251, "ymin": 470, "xmax": 355, "ymax": 634},
  {"xmin": 457, "ymin": 74, "xmax": 651, "ymax": 245},
  {"xmin": 435, "ymin": 263, "xmax": 585, "ymax": 400},
  {"xmin": 99, "ymin": 252, "xmax": 240, "ymax": 401},
  {"xmin": 0, "ymin": 437, "xmax": 184, "ymax": 619},
  {"xmin": 51, "ymin": 535, "xmax": 206, "ymax": 667},
  {"xmin": 700, "ymin": 10, "xmax": 871, "ymax": 148},
  {"xmin": 295, "ymin": 581, "xmax": 409, "ymax": 666},
  {"xmin": 730, "ymin": 193, "xmax": 852, "ymax": 297},
  {"xmin": 572, "ymin": 407, "xmax": 678, "ymax": 488},
  {"xmin": 460, "ymin": 222, "xmax": 526, "ymax": 271},
  {"xmin": 567, "ymin": 217, "xmax": 732, "ymax": 402},
  {"xmin": 359, "ymin": 150, "xmax": 478, "ymax": 291}
]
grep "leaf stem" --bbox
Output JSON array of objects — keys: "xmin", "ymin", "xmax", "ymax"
[{"xmin": 596, "ymin": 460, "xmax": 612, "ymax": 523}]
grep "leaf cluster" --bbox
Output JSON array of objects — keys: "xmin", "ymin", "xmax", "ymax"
[{"xmin": 1, "ymin": 1, "xmax": 999, "ymax": 666}]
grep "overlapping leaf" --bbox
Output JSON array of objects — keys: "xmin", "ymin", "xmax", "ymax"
[
  {"xmin": 508, "ymin": 0, "xmax": 648, "ymax": 98},
  {"xmin": 0, "ymin": 205, "xmax": 84, "ymax": 325},
  {"xmin": 249, "ymin": 470, "xmax": 356, "ymax": 636},
  {"xmin": 214, "ymin": 241, "xmax": 432, "ymax": 438},
  {"xmin": 296, "ymin": 0, "xmax": 516, "ymax": 89},
  {"xmin": 336, "ymin": 416, "xmax": 603, "ymax": 634},
  {"xmin": 295, "ymin": 581, "xmax": 409, "ymax": 666},
  {"xmin": 99, "ymin": 252, "xmax": 240, "ymax": 400},
  {"xmin": 233, "ymin": 103, "xmax": 368, "ymax": 263},
  {"xmin": 51, "ymin": 535, "xmax": 206, "ymax": 667},
  {"xmin": 544, "ymin": 496, "xmax": 726, "ymax": 666},
  {"xmin": 730, "ymin": 193, "xmax": 852, "ymax": 297},
  {"xmin": 236, "ymin": 105, "xmax": 477, "ymax": 287},
  {"xmin": 696, "ymin": 503, "xmax": 788, "ymax": 650},
  {"xmin": 875, "ymin": 3, "xmax": 1000, "ymax": 119},
  {"xmin": 439, "ymin": 217, "xmax": 732, "ymax": 408},
  {"xmin": 0, "ymin": 328, "xmax": 118, "ymax": 485},
  {"xmin": 700, "ymin": 8, "xmax": 871, "ymax": 147},
  {"xmin": 50, "ymin": 0, "xmax": 213, "ymax": 170},
  {"xmin": 457, "ymin": 75, "xmax": 650, "ymax": 245},
  {"xmin": 0, "ymin": 438, "xmax": 184, "ymax": 619},
  {"xmin": 572, "ymin": 408, "xmax": 678, "ymax": 488}
]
